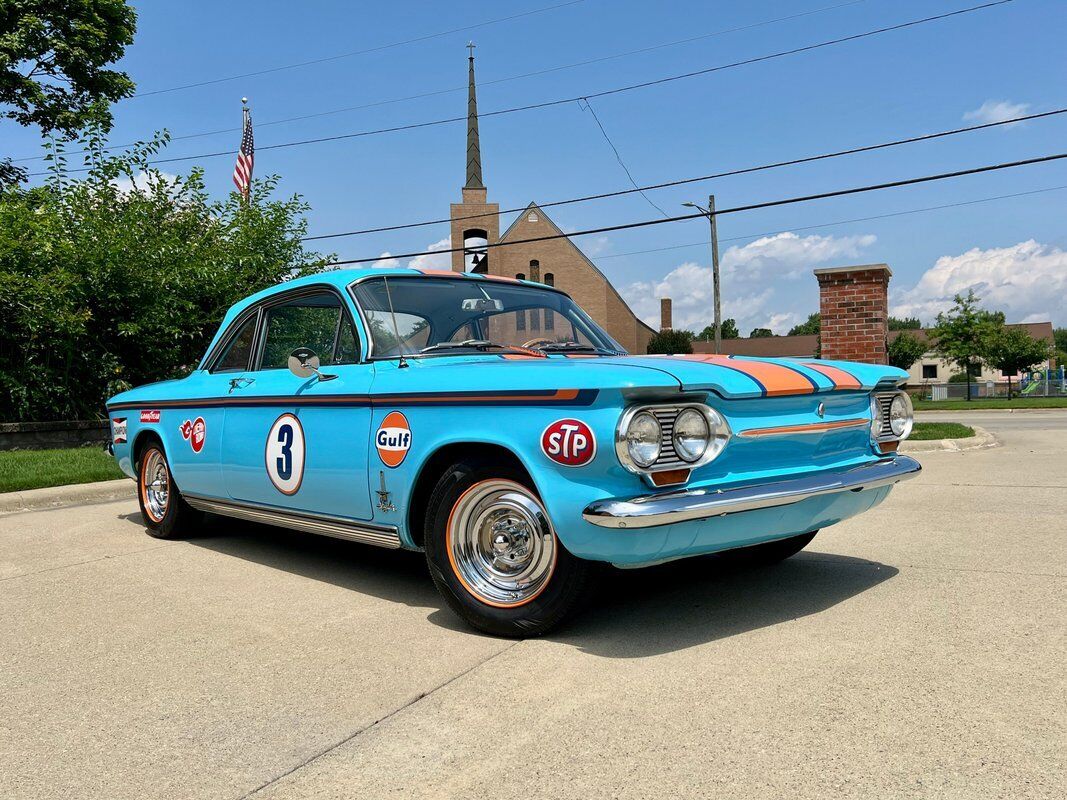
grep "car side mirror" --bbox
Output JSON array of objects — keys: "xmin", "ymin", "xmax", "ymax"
[{"xmin": 287, "ymin": 348, "xmax": 337, "ymax": 382}]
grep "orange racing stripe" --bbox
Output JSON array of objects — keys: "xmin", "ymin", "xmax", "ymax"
[{"xmin": 801, "ymin": 362, "xmax": 862, "ymax": 390}]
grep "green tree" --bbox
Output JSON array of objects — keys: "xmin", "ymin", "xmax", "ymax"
[
  {"xmin": 1053, "ymin": 327, "xmax": 1067, "ymax": 368},
  {"xmin": 647, "ymin": 329, "xmax": 693, "ymax": 355},
  {"xmin": 887, "ymin": 316, "xmax": 922, "ymax": 331},
  {"xmin": 985, "ymin": 326, "xmax": 1050, "ymax": 398},
  {"xmin": 787, "ymin": 313, "xmax": 820, "ymax": 336},
  {"xmin": 887, "ymin": 331, "xmax": 926, "ymax": 372},
  {"xmin": 697, "ymin": 318, "xmax": 738, "ymax": 341},
  {"xmin": 1, "ymin": 0, "xmax": 137, "ymax": 185},
  {"xmin": 0, "ymin": 130, "xmax": 332, "ymax": 421},
  {"xmin": 749, "ymin": 327, "xmax": 774, "ymax": 338},
  {"xmin": 930, "ymin": 290, "xmax": 1003, "ymax": 401}
]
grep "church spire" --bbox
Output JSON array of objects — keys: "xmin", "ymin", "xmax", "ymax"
[{"xmin": 464, "ymin": 42, "xmax": 484, "ymax": 190}]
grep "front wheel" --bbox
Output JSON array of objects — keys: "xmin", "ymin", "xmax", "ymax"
[
  {"xmin": 137, "ymin": 443, "xmax": 203, "ymax": 539},
  {"xmin": 424, "ymin": 460, "xmax": 591, "ymax": 637}
]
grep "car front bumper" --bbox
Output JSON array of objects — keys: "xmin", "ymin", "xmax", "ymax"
[{"xmin": 582, "ymin": 455, "xmax": 921, "ymax": 530}]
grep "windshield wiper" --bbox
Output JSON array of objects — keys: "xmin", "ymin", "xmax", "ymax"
[
  {"xmin": 535, "ymin": 342, "xmax": 616, "ymax": 355},
  {"xmin": 420, "ymin": 339, "xmax": 520, "ymax": 354}
]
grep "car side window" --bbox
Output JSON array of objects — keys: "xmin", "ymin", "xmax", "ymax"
[
  {"xmin": 259, "ymin": 292, "xmax": 359, "ymax": 369},
  {"xmin": 212, "ymin": 315, "xmax": 258, "ymax": 373}
]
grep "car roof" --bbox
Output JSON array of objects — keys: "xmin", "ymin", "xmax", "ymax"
[{"xmin": 219, "ymin": 268, "xmax": 569, "ymax": 328}]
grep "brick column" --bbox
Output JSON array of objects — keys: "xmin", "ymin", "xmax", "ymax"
[
  {"xmin": 814, "ymin": 264, "xmax": 891, "ymax": 364},
  {"xmin": 660, "ymin": 298, "xmax": 673, "ymax": 331}
]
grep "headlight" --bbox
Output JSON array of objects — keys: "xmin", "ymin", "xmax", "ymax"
[
  {"xmin": 672, "ymin": 408, "xmax": 709, "ymax": 462},
  {"xmin": 625, "ymin": 411, "xmax": 661, "ymax": 467},
  {"xmin": 889, "ymin": 393, "xmax": 914, "ymax": 439}
]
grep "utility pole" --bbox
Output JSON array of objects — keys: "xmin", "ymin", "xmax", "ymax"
[{"xmin": 683, "ymin": 196, "xmax": 723, "ymax": 353}]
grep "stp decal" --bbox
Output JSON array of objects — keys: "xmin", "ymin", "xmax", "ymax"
[
  {"xmin": 140, "ymin": 409, "xmax": 161, "ymax": 424},
  {"xmin": 265, "ymin": 413, "xmax": 305, "ymax": 495},
  {"xmin": 376, "ymin": 411, "xmax": 411, "ymax": 468},
  {"xmin": 541, "ymin": 419, "xmax": 596, "ymax": 467},
  {"xmin": 111, "ymin": 417, "xmax": 127, "ymax": 444},
  {"xmin": 179, "ymin": 417, "xmax": 206, "ymax": 453}
]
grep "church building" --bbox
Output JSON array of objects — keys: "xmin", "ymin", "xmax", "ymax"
[{"xmin": 446, "ymin": 50, "xmax": 656, "ymax": 354}]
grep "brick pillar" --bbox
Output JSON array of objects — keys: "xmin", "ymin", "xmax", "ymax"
[
  {"xmin": 660, "ymin": 298, "xmax": 673, "ymax": 331},
  {"xmin": 814, "ymin": 264, "xmax": 891, "ymax": 364}
]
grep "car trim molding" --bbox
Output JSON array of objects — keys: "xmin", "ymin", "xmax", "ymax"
[
  {"xmin": 738, "ymin": 418, "xmax": 871, "ymax": 438},
  {"xmin": 582, "ymin": 455, "xmax": 921, "ymax": 529},
  {"xmin": 106, "ymin": 388, "xmax": 598, "ymax": 412},
  {"xmin": 183, "ymin": 494, "xmax": 401, "ymax": 549}
]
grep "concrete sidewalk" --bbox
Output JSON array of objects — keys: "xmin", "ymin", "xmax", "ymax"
[{"xmin": 1, "ymin": 414, "xmax": 1064, "ymax": 799}]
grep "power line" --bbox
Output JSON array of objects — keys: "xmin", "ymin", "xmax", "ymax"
[
  {"xmin": 14, "ymin": 0, "xmax": 867, "ymax": 161},
  {"xmin": 303, "ymin": 107, "xmax": 1067, "ymax": 241},
  {"xmin": 579, "ymin": 97, "xmax": 669, "ymax": 217},
  {"xmin": 132, "ymin": 0, "xmax": 590, "ymax": 97},
  {"xmin": 26, "ymin": 0, "xmax": 1014, "ymax": 178},
  {"xmin": 592, "ymin": 185, "xmax": 1067, "ymax": 260},
  {"xmin": 320, "ymin": 151, "xmax": 1067, "ymax": 266}
]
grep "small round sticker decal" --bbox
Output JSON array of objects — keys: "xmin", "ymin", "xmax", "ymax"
[
  {"xmin": 376, "ymin": 411, "xmax": 411, "ymax": 468},
  {"xmin": 541, "ymin": 419, "xmax": 596, "ymax": 467},
  {"xmin": 265, "ymin": 413, "xmax": 306, "ymax": 495},
  {"xmin": 179, "ymin": 417, "xmax": 206, "ymax": 453}
]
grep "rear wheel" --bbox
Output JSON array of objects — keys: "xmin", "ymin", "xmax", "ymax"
[
  {"xmin": 137, "ymin": 443, "xmax": 203, "ymax": 539},
  {"xmin": 424, "ymin": 459, "xmax": 591, "ymax": 637}
]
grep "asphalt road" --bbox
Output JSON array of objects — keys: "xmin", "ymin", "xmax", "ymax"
[{"xmin": 1, "ymin": 413, "xmax": 1064, "ymax": 799}]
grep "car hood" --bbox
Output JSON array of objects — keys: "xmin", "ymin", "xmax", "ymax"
[{"xmin": 377, "ymin": 353, "xmax": 905, "ymax": 400}]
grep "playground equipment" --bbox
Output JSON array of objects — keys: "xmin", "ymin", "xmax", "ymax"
[{"xmin": 1020, "ymin": 366, "xmax": 1067, "ymax": 396}]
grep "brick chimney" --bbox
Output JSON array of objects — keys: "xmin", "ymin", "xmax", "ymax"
[
  {"xmin": 814, "ymin": 264, "xmax": 891, "ymax": 364},
  {"xmin": 660, "ymin": 298, "xmax": 673, "ymax": 331}
]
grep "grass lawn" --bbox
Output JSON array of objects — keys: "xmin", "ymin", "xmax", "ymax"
[
  {"xmin": 910, "ymin": 422, "xmax": 975, "ymax": 441},
  {"xmin": 0, "ymin": 447, "xmax": 124, "ymax": 493},
  {"xmin": 914, "ymin": 396, "xmax": 1067, "ymax": 411}
]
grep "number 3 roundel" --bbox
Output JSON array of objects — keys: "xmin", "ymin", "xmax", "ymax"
[{"xmin": 265, "ymin": 413, "xmax": 306, "ymax": 495}]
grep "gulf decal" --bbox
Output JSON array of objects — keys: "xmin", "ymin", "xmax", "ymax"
[
  {"xmin": 376, "ymin": 411, "xmax": 411, "ymax": 468},
  {"xmin": 671, "ymin": 354, "xmax": 817, "ymax": 396},
  {"xmin": 111, "ymin": 417, "xmax": 127, "ymax": 444},
  {"xmin": 179, "ymin": 417, "xmax": 206, "ymax": 453},
  {"xmin": 801, "ymin": 362, "xmax": 862, "ymax": 390},
  {"xmin": 140, "ymin": 409, "xmax": 161, "ymax": 423},
  {"xmin": 541, "ymin": 419, "xmax": 596, "ymax": 467}
]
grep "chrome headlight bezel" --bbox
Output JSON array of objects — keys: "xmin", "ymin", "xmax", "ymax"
[
  {"xmin": 616, "ymin": 403, "xmax": 732, "ymax": 475},
  {"xmin": 870, "ymin": 390, "xmax": 914, "ymax": 442}
]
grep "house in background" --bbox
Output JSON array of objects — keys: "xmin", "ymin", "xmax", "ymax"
[{"xmin": 897, "ymin": 322, "xmax": 1056, "ymax": 385}]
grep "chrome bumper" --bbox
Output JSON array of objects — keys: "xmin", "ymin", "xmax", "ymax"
[{"xmin": 582, "ymin": 455, "xmax": 921, "ymax": 529}]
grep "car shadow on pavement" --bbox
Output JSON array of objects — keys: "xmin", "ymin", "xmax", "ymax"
[
  {"xmin": 550, "ymin": 551, "xmax": 899, "ymax": 658},
  {"xmin": 159, "ymin": 511, "xmax": 899, "ymax": 652}
]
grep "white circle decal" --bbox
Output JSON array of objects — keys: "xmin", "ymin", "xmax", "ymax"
[{"xmin": 265, "ymin": 413, "xmax": 306, "ymax": 495}]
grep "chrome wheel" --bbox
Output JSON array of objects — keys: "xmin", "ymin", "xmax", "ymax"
[
  {"xmin": 142, "ymin": 449, "xmax": 170, "ymax": 522},
  {"xmin": 447, "ymin": 480, "xmax": 557, "ymax": 607}
]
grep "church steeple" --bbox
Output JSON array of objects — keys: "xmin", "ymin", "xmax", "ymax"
[{"xmin": 464, "ymin": 42, "xmax": 484, "ymax": 190}]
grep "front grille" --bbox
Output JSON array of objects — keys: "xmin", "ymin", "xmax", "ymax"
[
  {"xmin": 649, "ymin": 406, "xmax": 689, "ymax": 471},
  {"xmin": 871, "ymin": 393, "xmax": 896, "ymax": 441}
]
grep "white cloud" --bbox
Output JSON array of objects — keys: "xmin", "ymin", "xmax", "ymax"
[
  {"xmin": 620, "ymin": 231, "xmax": 877, "ymax": 335},
  {"xmin": 110, "ymin": 170, "xmax": 178, "ymax": 195},
  {"xmin": 407, "ymin": 237, "xmax": 452, "ymax": 270},
  {"xmin": 373, "ymin": 252, "xmax": 400, "ymax": 268},
  {"xmin": 962, "ymin": 99, "xmax": 1029, "ymax": 126},
  {"xmin": 891, "ymin": 240, "xmax": 1066, "ymax": 325}
]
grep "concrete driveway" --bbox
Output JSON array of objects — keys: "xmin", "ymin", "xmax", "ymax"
[{"xmin": 1, "ymin": 413, "xmax": 1064, "ymax": 799}]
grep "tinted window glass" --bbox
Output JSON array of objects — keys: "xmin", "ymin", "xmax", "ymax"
[
  {"xmin": 260, "ymin": 293, "xmax": 349, "ymax": 370},
  {"xmin": 213, "ymin": 315, "xmax": 258, "ymax": 372}
]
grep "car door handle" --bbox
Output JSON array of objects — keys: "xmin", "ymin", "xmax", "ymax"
[{"xmin": 228, "ymin": 377, "xmax": 255, "ymax": 393}]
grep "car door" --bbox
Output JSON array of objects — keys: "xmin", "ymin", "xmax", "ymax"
[
  {"xmin": 164, "ymin": 310, "xmax": 261, "ymax": 499},
  {"xmin": 221, "ymin": 287, "xmax": 374, "ymax": 521}
]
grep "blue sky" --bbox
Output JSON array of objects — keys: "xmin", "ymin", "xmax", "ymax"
[{"xmin": 10, "ymin": 0, "xmax": 1066, "ymax": 332}]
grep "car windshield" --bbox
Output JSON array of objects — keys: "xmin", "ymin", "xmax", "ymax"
[{"xmin": 350, "ymin": 276, "xmax": 626, "ymax": 358}]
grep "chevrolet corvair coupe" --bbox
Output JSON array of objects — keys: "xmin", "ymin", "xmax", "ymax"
[{"xmin": 106, "ymin": 268, "xmax": 919, "ymax": 636}]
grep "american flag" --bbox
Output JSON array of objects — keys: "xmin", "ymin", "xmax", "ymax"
[{"xmin": 232, "ymin": 104, "xmax": 254, "ymax": 199}]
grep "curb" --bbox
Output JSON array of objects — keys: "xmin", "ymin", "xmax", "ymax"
[
  {"xmin": 0, "ymin": 479, "xmax": 133, "ymax": 515},
  {"xmin": 900, "ymin": 425, "xmax": 997, "ymax": 454},
  {"xmin": 915, "ymin": 408, "xmax": 1067, "ymax": 414}
]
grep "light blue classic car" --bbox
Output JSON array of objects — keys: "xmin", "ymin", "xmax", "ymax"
[{"xmin": 106, "ymin": 268, "xmax": 919, "ymax": 635}]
